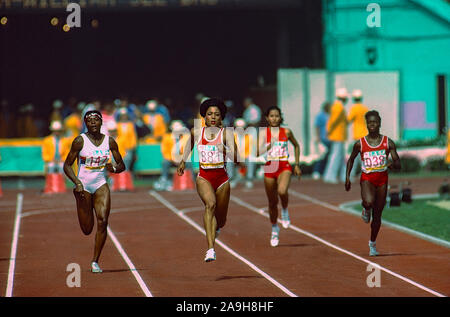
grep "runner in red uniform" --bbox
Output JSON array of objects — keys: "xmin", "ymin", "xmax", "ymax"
[
  {"xmin": 177, "ymin": 98, "xmax": 241, "ymax": 262},
  {"xmin": 259, "ymin": 106, "xmax": 301, "ymax": 247},
  {"xmin": 345, "ymin": 110, "xmax": 401, "ymax": 256}
]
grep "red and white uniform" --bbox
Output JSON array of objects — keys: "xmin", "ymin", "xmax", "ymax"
[
  {"xmin": 360, "ymin": 135, "xmax": 389, "ymax": 187},
  {"xmin": 197, "ymin": 127, "xmax": 229, "ymax": 191},
  {"xmin": 264, "ymin": 127, "xmax": 293, "ymax": 178}
]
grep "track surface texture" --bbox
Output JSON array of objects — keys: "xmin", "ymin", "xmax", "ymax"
[{"xmin": 1, "ymin": 176, "xmax": 448, "ymax": 298}]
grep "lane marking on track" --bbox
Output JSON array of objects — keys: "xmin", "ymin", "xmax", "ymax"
[
  {"xmin": 107, "ymin": 227, "xmax": 153, "ymax": 297},
  {"xmin": 149, "ymin": 190, "xmax": 297, "ymax": 297},
  {"xmin": 5, "ymin": 193, "xmax": 23, "ymax": 297},
  {"xmin": 231, "ymin": 193, "xmax": 446, "ymax": 298}
]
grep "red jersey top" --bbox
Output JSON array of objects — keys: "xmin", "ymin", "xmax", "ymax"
[
  {"xmin": 360, "ymin": 135, "xmax": 389, "ymax": 174},
  {"xmin": 266, "ymin": 127, "xmax": 289, "ymax": 162},
  {"xmin": 197, "ymin": 127, "xmax": 225, "ymax": 170}
]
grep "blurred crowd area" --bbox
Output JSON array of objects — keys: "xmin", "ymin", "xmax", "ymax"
[{"xmin": 0, "ymin": 93, "xmax": 262, "ymax": 141}]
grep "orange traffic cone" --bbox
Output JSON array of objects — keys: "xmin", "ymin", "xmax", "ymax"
[
  {"xmin": 111, "ymin": 171, "xmax": 134, "ymax": 192},
  {"xmin": 172, "ymin": 169, "xmax": 195, "ymax": 191},
  {"xmin": 124, "ymin": 171, "xmax": 134, "ymax": 191},
  {"xmin": 43, "ymin": 173, "xmax": 67, "ymax": 194}
]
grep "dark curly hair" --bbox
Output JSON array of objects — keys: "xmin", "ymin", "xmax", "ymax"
[
  {"xmin": 365, "ymin": 110, "xmax": 381, "ymax": 122},
  {"xmin": 199, "ymin": 98, "xmax": 227, "ymax": 118}
]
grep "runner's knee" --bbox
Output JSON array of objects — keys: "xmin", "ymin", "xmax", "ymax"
[
  {"xmin": 205, "ymin": 201, "xmax": 216, "ymax": 213},
  {"xmin": 362, "ymin": 199, "xmax": 374, "ymax": 210}
]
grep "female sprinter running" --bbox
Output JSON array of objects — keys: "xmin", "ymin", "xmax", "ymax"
[
  {"xmin": 259, "ymin": 106, "xmax": 301, "ymax": 247},
  {"xmin": 64, "ymin": 110, "xmax": 125, "ymax": 272},
  {"xmin": 177, "ymin": 98, "xmax": 241, "ymax": 262},
  {"xmin": 345, "ymin": 110, "xmax": 401, "ymax": 256}
]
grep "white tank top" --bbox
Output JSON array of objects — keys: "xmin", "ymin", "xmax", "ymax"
[{"xmin": 78, "ymin": 133, "xmax": 110, "ymax": 181}]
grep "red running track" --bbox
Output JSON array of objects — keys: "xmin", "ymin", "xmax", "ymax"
[{"xmin": 0, "ymin": 176, "xmax": 448, "ymax": 298}]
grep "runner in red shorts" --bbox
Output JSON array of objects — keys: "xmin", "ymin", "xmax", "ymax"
[
  {"xmin": 258, "ymin": 106, "xmax": 301, "ymax": 247},
  {"xmin": 345, "ymin": 110, "xmax": 401, "ymax": 256},
  {"xmin": 177, "ymin": 98, "xmax": 241, "ymax": 262}
]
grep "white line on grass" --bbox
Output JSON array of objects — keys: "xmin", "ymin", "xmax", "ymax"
[
  {"xmin": 231, "ymin": 193, "xmax": 446, "ymax": 298},
  {"xmin": 107, "ymin": 227, "xmax": 153, "ymax": 297},
  {"xmin": 149, "ymin": 190, "xmax": 298, "ymax": 297},
  {"xmin": 338, "ymin": 196, "xmax": 450, "ymax": 249},
  {"xmin": 5, "ymin": 193, "xmax": 23, "ymax": 297}
]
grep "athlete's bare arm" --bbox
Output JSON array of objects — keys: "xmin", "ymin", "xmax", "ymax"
[
  {"xmin": 64, "ymin": 135, "xmax": 84, "ymax": 193},
  {"xmin": 286, "ymin": 128, "xmax": 301, "ymax": 178},
  {"xmin": 106, "ymin": 136, "xmax": 125, "ymax": 174},
  {"xmin": 177, "ymin": 128, "xmax": 195, "ymax": 176},
  {"xmin": 345, "ymin": 140, "xmax": 361, "ymax": 191},
  {"xmin": 387, "ymin": 138, "xmax": 401, "ymax": 170}
]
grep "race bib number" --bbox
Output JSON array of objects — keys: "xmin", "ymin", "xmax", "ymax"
[
  {"xmin": 198, "ymin": 144, "xmax": 224, "ymax": 168},
  {"xmin": 267, "ymin": 142, "xmax": 288, "ymax": 161},
  {"xmin": 85, "ymin": 150, "xmax": 110, "ymax": 170},
  {"xmin": 363, "ymin": 150, "xmax": 387, "ymax": 170}
]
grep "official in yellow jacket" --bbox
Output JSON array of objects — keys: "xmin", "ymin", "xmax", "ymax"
[
  {"xmin": 348, "ymin": 89, "xmax": 369, "ymax": 180},
  {"xmin": 42, "ymin": 121, "xmax": 71, "ymax": 173},
  {"xmin": 156, "ymin": 120, "xmax": 194, "ymax": 191},
  {"xmin": 323, "ymin": 88, "xmax": 349, "ymax": 184}
]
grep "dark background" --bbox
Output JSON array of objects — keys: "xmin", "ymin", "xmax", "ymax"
[{"xmin": 0, "ymin": 1, "xmax": 323, "ymax": 132}]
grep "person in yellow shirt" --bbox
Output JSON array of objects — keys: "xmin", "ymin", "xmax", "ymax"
[
  {"xmin": 323, "ymin": 88, "xmax": 349, "ymax": 184},
  {"xmin": 64, "ymin": 102, "xmax": 85, "ymax": 140},
  {"xmin": 116, "ymin": 108, "xmax": 137, "ymax": 171},
  {"xmin": 348, "ymin": 89, "xmax": 369, "ymax": 180},
  {"xmin": 155, "ymin": 120, "xmax": 194, "ymax": 191},
  {"xmin": 142, "ymin": 100, "xmax": 167, "ymax": 143},
  {"xmin": 42, "ymin": 121, "xmax": 71, "ymax": 174}
]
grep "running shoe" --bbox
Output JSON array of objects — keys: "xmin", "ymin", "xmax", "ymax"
[
  {"xmin": 369, "ymin": 241, "xmax": 379, "ymax": 256},
  {"xmin": 361, "ymin": 208, "xmax": 371, "ymax": 223},
  {"xmin": 270, "ymin": 230, "xmax": 279, "ymax": 247},
  {"xmin": 91, "ymin": 261, "xmax": 102, "ymax": 273},
  {"xmin": 204, "ymin": 248, "xmax": 216, "ymax": 262},
  {"xmin": 281, "ymin": 209, "xmax": 290, "ymax": 228}
]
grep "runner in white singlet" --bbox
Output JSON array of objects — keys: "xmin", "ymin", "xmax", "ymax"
[{"xmin": 64, "ymin": 110, "xmax": 125, "ymax": 273}]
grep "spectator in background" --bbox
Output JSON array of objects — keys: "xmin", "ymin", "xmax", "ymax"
[
  {"xmin": 323, "ymin": 88, "xmax": 349, "ymax": 184},
  {"xmin": 116, "ymin": 107, "xmax": 138, "ymax": 172},
  {"xmin": 242, "ymin": 97, "xmax": 261, "ymax": 128},
  {"xmin": 222, "ymin": 100, "xmax": 236, "ymax": 127},
  {"xmin": 16, "ymin": 104, "xmax": 39, "ymax": 138},
  {"xmin": 228, "ymin": 118, "xmax": 257, "ymax": 189},
  {"xmin": 154, "ymin": 120, "xmax": 194, "ymax": 191},
  {"xmin": 155, "ymin": 98, "xmax": 171, "ymax": 124},
  {"xmin": 312, "ymin": 101, "xmax": 331, "ymax": 180},
  {"xmin": 100, "ymin": 101, "xmax": 117, "ymax": 136},
  {"xmin": 49, "ymin": 99, "xmax": 64, "ymax": 123},
  {"xmin": 142, "ymin": 99, "xmax": 167, "ymax": 142},
  {"xmin": 42, "ymin": 121, "xmax": 71, "ymax": 174},
  {"xmin": 64, "ymin": 102, "xmax": 85, "ymax": 140},
  {"xmin": 348, "ymin": 89, "xmax": 369, "ymax": 181}
]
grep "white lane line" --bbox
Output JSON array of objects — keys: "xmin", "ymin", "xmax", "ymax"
[
  {"xmin": 149, "ymin": 190, "xmax": 297, "ymax": 297},
  {"xmin": 231, "ymin": 193, "xmax": 446, "ymax": 298},
  {"xmin": 5, "ymin": 193, "xmax": 23, "ymax": 297},
  {"xmin": 107, "ymin": 227, "xmax": 153, "ymax": 297}
]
